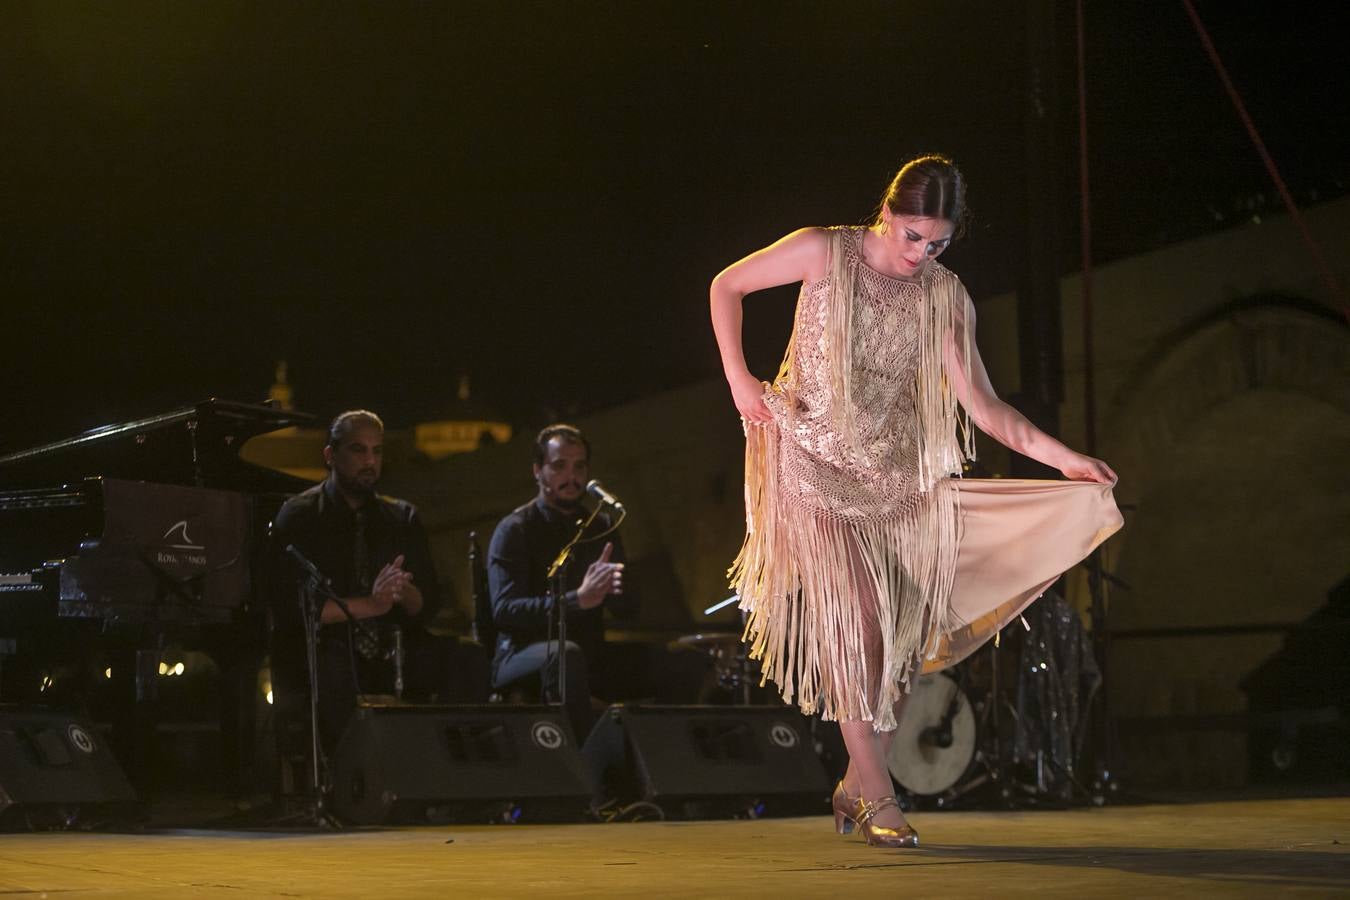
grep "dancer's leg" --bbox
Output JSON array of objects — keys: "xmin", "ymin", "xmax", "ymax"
[
  {"xmin": 877, "ymin": 658, "xmax": 922, "ymax": 761},
  {"xmin": 836, "ymin": 556, "xmax": 914, "ymax": 828},
  {"xmin": 836, "ymin": 529, "xmax": 894, "ymax": 807},
  {"xmin": 832, "ymin": 525, "xmax": 924, "ymax": 830},
  {"xmin": 843, "ymin": 659, "xmax": 919, "ymax": 816},
  {"xmin": 839, "ymin": 720, "xmax": 910, "ymax": 829}
]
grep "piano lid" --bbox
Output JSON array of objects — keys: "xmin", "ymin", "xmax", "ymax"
[{"xmin": 0, "ymin": 399, "xmax": 318, "ymax": 493}]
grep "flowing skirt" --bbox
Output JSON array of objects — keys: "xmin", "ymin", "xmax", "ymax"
[
  {"xmin": 925, "ymin": 478, "xmax": 1122, "ymax": 674},
  {"xmin": 732, "ymin": 465, "xmax": 1122, "ymax": 731}
]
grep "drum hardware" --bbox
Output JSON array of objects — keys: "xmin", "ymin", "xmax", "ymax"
[
  {"xmin": 674, "ymin": 595, "xmax": 755, "ymax": 705},
  {"xmin": 889, "ymin": 637, "xmax": 1025, "ymax": 809},
  {"xmin": 887, "ymin": 670, "xmax": 979, "ymax": 799},
  {"xmin": 893, "ymin": 591, "xmax": 1111, "ymax": 810},
  {"xmin": 686, "ymin": 591, "xmax": 1109, "ymax": 810},
  {"xmin": 673, "ymin": 632, "xmax": 748, "ymax": 704},
  {"xmin": 1085, "ymin": 550, "xmax": 1132, "ymax": 804}
]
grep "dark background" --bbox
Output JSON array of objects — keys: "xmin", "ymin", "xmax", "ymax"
[{"xmin": 3, "ymin": 1, "xmax": 1346, "ymax": 451}]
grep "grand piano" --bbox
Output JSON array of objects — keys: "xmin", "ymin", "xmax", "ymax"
[{"xmin": 0, "ymin": 399, "xmax": 317, "ymax": 792}]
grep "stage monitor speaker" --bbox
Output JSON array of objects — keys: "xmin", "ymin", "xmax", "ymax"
[
  {"xmin": 0, "ymin": 706, "xmax": 141, "ymax": 831},
  {"xmin": 583, "ymin": 704, "xmax": 830, "ymax": 818},
  {"xmin": 330, "ymin": 704, "xmax": 591, "ymax": 825}
]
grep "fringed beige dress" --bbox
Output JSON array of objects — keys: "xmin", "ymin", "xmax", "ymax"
[{"xmin": 730, "ymin": 226, "xmax": 1122, "ymax": 731}]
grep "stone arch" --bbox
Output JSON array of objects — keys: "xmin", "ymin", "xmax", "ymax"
[
  {"xmin": 1097, "ymin": 297, "xmax": 1350, "ymax": 787},
  {"xmin": 1107, "ymin": 296, "xmax": 1350, "ymax": 499}
]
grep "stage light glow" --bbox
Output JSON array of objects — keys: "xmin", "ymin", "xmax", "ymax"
[
  {"xmin": 174, "ymin": 662, "xmax": 185, "ymax": 676},
  {"xmin": 104, "ymin": 667, "xmax": 112, "ymax": 679},
  {"xmin": 158, "ymin": 661, "xmax": 169, "ymax": 675},
  {"xmin": 258, "ymin": 665, "xmax": 273, "ymax": 704}
]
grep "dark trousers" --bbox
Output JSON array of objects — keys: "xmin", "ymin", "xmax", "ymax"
[
  {"xmin": 493, "ymin": 639, "xmax": 593, "ymax": 744},
  {"xmin": 314, "ymin": 628, "xmax": 490, "ymax": 750}
]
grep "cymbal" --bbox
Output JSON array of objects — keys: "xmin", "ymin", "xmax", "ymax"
[{"xmin": 674, "ymin": 631, "xmax": 741, "ymax": 648}]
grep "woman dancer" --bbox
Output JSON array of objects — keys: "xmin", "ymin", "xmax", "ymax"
[{"xmin": 709, "ymin": 155, "xmax": 1122, "ymax": 848}]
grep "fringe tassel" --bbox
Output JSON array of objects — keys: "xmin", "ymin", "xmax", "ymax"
[
  {"xmin": 729, "ymin": 227, "xmax": 980, "ymax": 731},
  {"xmin": 730, "ymin": 453, "xmax": 963, "ymax": 731},
  {"xmin": 825, "ymin": 228, "xmax": 862, "ymax": 461},
  {"xmin": 914, "ymin": 266, "xmax": 978, "ymax": 490}
]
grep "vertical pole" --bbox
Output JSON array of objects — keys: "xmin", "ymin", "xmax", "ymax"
[
  {"xmin": 1014, "ymin": 0, "xmax": 1065, "ymax": 477},
  {"xmin": 1076, "ymin": 0, "xmax": 1096, "ymax": 457},
  {"xmin": 1074, "ymin": 0, "xmax": 1120, "ymax": 801}
]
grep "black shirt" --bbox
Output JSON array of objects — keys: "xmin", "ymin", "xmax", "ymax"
[
  {"xmin": 486, "ymin": 497, "xmax": 635, "ymax": 660},
  {"xmin": 271, "ymin": 479, "xmax": 441, "ymax": 637}
]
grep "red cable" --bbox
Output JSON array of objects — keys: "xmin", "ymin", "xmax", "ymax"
[{"xmin": 1181, "ymin": 0, "xmax": 1349, "ymax": 323}]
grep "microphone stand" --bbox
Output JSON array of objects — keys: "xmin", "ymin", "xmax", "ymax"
[
  {"xmin": 286, "ymin": 546, "xmax": 380, "ymax": 828},
  {"xmin": 545, "ymin": 504, "xmax": 606, "ymax": 717}
]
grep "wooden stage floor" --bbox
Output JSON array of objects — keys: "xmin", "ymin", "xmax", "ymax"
[{"xmin": 1, "ymin": 797, "xmax": 1347, "ymax": 898}]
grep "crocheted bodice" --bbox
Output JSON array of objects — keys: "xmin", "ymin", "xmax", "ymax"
[{"xmin": 766, "ymin": 227, "xmax": 953, "ymax": 519}]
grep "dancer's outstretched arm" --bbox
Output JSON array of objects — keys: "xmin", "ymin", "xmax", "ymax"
[{"xmin": 943, "ymin": 291, "xmax": 1116, "ymax": 484}]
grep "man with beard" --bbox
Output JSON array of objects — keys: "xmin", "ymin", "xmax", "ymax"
[
  {"xmin": 486, "ymin": 423, "xmax": 631, "ymax": 741},
  {"xmin": 272, "ymin": 409, "xmax": 489, "ymax": 750}
]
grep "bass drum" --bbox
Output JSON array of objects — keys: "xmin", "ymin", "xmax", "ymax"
[{"xmin": 886, "ymin": 671, "xmax": 977, "ymax": 796}]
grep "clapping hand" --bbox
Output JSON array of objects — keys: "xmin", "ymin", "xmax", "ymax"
[
  {"xmin": 577, "ymin": 542, "xmax": 624, "ymax": 610},
  {"xmin": 371, "ymin": 554, "xmax": 413, "ymax": 614}
]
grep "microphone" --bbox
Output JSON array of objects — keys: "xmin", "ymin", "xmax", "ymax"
[
  {"xmin": 585, "ymin": 479, "xmax": 625, "ymax": 512},
  {"xmin": 286, "ymin": 544, "xmax": 326, "ymax": 582}
]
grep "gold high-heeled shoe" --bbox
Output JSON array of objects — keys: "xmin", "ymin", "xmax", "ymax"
[
  {"xmin": 855, "ymin": 796, "xmax": 919, "ymax": 848},
  {"xmin": 831, "ymin": 780, "xmax": 863, "ymax": 835}
]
